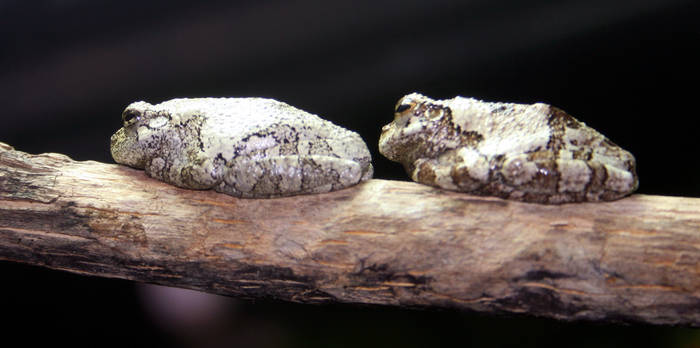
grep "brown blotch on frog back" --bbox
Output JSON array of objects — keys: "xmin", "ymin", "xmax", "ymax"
[{"xmin": 546, "ymin": 106, "xmax": 581, "ymax": 153}]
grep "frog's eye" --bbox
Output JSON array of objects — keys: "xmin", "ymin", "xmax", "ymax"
[
  {"xmin": 122, "ymin": 110, "xmax": 141, "ymax": 126},
  {"xmin": 394, "ymin": 96, "xmax": 417, "ymax": 116},
  {"xmin": 395, "ymin": 103, "xmax": 411, "ymax": 113}
]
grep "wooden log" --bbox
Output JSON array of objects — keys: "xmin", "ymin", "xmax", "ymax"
[{"xmin": 0, "ymin": 142, "xmax": 697, "ymax": 326}]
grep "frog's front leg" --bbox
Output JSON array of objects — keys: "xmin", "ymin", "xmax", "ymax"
[
  {"xmin": 218, "ymin": 155, "xmax": 365, "ymax": 198},
  {"xmin": 411, "ymin": 148, "xmax": 491, "ymax": 192},
  {"xmin": 145, "ymin": 155, "xmax": 223, "ymax": 190}
]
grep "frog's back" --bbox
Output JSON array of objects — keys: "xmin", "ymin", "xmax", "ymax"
[{"xmin": 158, "ymin": 97, "xmax": 341, "ymax": 142}]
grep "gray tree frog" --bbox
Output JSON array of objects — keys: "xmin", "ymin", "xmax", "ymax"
[
  {"xmin": 110, "ymin": 97, "xmax": 373, "ymax": 198},
  {"xmin": 378, "ymin": 93, "xmax": 638, "ymax": 204}
]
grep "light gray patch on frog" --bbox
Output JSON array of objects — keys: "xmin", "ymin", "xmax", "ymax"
[
  {"xmin": 379, "ymin": 93, "xmax": 638, "ymax": 204},
  {"xmin": 110, "ymin": 97, "xmax": 373, "ymax": 198}
]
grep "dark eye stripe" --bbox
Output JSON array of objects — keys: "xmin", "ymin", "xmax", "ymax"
[{"xmin": 395, "ymin": 104, "xmax": 411, "ymax": 113}]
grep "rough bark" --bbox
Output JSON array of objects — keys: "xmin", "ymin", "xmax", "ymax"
[{"xmin": 0, "ymin": 142, "xmax": 698, "ymax": 326}]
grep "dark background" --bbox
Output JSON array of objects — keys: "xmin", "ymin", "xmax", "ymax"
[{"xmin": 1, "ymin": 0, "xmax": 698, "ymax": 347}]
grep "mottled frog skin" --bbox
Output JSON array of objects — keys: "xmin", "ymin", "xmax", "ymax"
[
  {"xmin": 378, "ymin": 93, "xmax": 637, "ymax": 204},
  {"xmin": 111, "ymin": 97, "xmax": 373, "ymax": 198}
]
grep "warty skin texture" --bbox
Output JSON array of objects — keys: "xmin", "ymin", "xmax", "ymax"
[
  {"xmin": 111, "ymin": 97, "xmax": 373, "ymax": 198},
  {"xmin": 378, "ymin": 93, "xmax": 638, "ymax": 204}
]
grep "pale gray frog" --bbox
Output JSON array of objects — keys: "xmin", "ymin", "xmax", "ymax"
[
  {"xmin": 110, "ymin": 97, "xmax": 373, "ymax": 198},
  {"xmin": 378, "ymin": 93, "xmax": 638, "ymax": 204}
]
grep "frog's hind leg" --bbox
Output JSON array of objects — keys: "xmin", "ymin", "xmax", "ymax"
[
  {"xmin": 217, "ymin": 155, "xmax": 365, "ymax": 198},
  {"xmin": 580, "ymin": 161, "xmax": 637, "ymax": 202},
  {"xmin": 497, "ymin": 152, "xmax": 636, "ymax": 203}
]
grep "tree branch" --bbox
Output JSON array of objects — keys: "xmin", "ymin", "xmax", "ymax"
[{"xmin": 0, "ymin": 142, "xmax": 697, "ymax": 326}]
